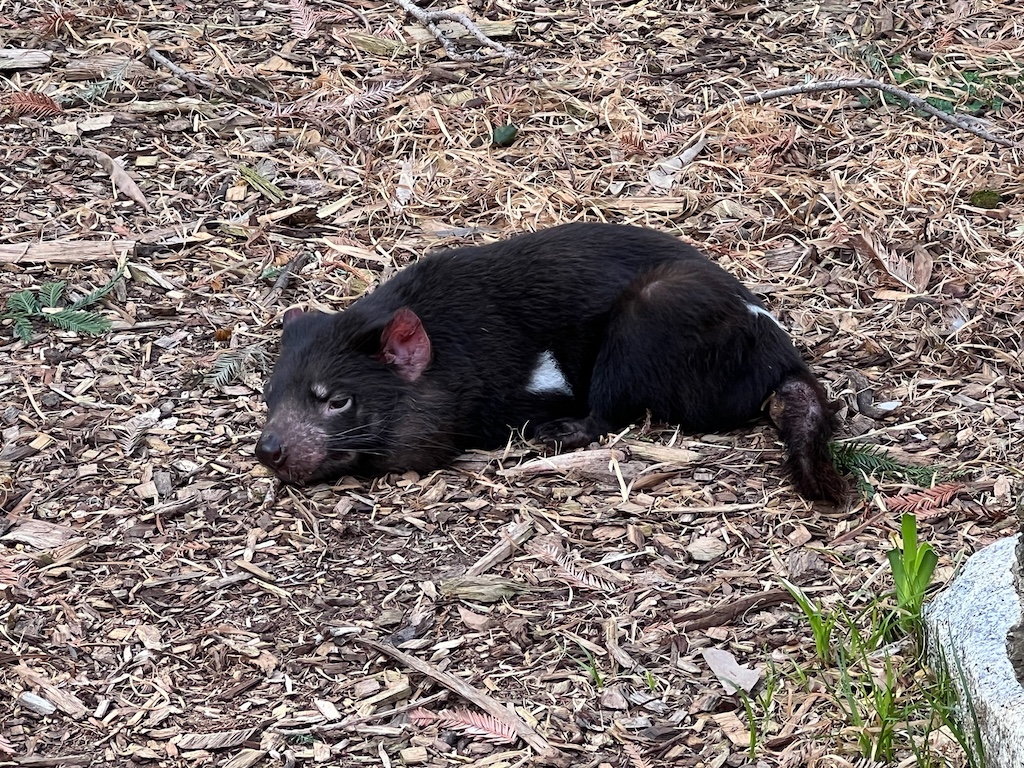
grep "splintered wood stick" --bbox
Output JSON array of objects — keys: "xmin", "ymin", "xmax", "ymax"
[
  {"xmin": 351, "ymin": 635, "xmax": 555, "ymax": 756},
  {"xmin": 0, "ymin": 241, "xmax": 135, "ymax": 265}
]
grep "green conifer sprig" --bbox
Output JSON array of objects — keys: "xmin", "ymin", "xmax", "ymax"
[
  {"xmin": 831, "ymin": 441, "xmax": 937, "ymax": 484},
  {"xmin": 46, "ymin": 309, "xmax": 113, "ymax": 335},
  {"xmin": 69, "ymin": 263, "xmax": 126, "ymax": 310},
  {"xmin": 38, "ymin": 281, "xmax": 67, "ymax": 307},
  {"xmin": 12, "ymin": 316, "xmax": 33, "ymax": 341},
  {"xmin": 7, "ymin": 290, "xmax": 39, "ymax": 316},
  {"xmin": 1, "ymin": 261, "xmax": 126, "ymax": 341},
  {"xmin": 830, "ymin": 441, "xmax": 943, "ymax": 499}
]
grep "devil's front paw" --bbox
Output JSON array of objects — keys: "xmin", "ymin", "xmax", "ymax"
[{"xmin": 533, "ymin": 417, "xmax": 600, "ymax": 451}]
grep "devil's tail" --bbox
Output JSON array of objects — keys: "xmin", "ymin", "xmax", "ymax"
[{"xmin": 770, "ymin": 369, "xmax": 846, "ymax": 503}]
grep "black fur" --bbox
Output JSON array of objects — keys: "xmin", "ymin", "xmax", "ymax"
[{"xmin": 256, "ymin": 222, "xmax": 845, "ymax": 501}]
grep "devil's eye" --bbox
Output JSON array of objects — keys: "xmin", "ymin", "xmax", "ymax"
[{"xmin": 328, "ymin": 396, "xmax": 353, "ymax": 413}]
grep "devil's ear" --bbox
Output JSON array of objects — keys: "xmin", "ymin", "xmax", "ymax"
[
  {"xmin": 377, "ymin": 307, "xmax": 432, "ymax": 382},
  {"xmin": 282, "ymin": 307, "xmax": 315, "ymax": 327}
]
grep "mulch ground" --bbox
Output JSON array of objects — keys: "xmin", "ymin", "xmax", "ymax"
[{"xmin": 1, "ymin": 0, "xmax": 1022, "ymax": 766}]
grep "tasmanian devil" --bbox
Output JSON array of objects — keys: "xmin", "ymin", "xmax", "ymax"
[{"xmin": 255, "ymin": 222, "xmax": 845, "ymax": 502}]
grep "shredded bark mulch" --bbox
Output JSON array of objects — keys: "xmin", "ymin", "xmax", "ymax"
[{"xmin": 1, "ymin": 0, "xmax": 1021, "ymax": 765}]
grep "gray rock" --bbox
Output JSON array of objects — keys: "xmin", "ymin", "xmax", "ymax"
[
  {"xmin": 925, "ymin": 533, "xmax": 1024, "ymax": 768},
  {"xmin": 1010, "ymin": 535, "xmax": 1024, "ymax": 687}
]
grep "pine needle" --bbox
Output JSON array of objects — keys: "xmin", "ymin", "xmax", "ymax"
[
  {"xmin": 830, "ymin": 441, "xmax": 948, "ymax": 499},
  {"xmin": 408, "ymin": 707, "xmax": 517, "ymax": 744},
  {"xmin": 117, "ymin": 409, "xmax": 162, "ymax": 456},
  {"xmin": 525, "ymin": 534, "xmax": 621, "ymax": 592},
  {"xmin": 4, "ymin": 92, "xmax": 63, "ymax": 118}
]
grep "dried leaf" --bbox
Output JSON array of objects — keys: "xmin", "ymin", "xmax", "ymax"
[
  {"xmin": 392, "ymin": 158, "xmax": 414, "ymax": 212},
  {"xmin": 0, "ymin": 519, "xmax": 77, "ymax": 549},
  {"xmin": 457, "ymin": 605, "xmax": 493, "ymax": 630},
  {"xmin": 439, "ymin": 575, "xmax": 529, "ymax": 602},
  {"xmin": 712, "ymin": 710, "xmax": 752, "ymax": 747},
  {"xmin": 911, "ymin": 244, "xmax": 934, "ymax": 293},
  {"xmin": 127, "ymin": 262, "xmax": 176, "ymax": 289},
  {"xmin": 70, "ymin": 147, "xmax": 150, "ymax": 210},
  {"xmin": 136, "ymin": 624, "xmax": 164, "ymax": 651},
  {"xmin": 702, "ymin": 648, "xmax": 761, "ymax": 695},
  {"xmin": 599, "ymin": 686, "xmax": 629, "ymax": 710},
  {"xmin": 849, "ymin": 232, "xmax": 922, "ymax": 292},
  {"xmin": 687, "ymin": 535, "xmax": 727, "ymax": 562}
]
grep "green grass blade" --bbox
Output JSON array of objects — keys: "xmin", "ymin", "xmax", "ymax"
[{"xmin": 901, "ymin": 514, "xmax": 920, "ymax": 560}]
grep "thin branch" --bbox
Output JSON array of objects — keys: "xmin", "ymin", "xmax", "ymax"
[
  {"xmin": 673, "ymin": 588, "xmax": 793, "ymax": 631},
  {"xmin": 348, "ymin": 634, "xmax": 554, "ymax": 756},
  {"xmin": 146, "ymin": 47, "xmax": 276, "ymax": 109},
  {"xmin": 294, "ymin": 691, "xmax": 448, "ymax": 734},
  {"xmin": 261, "ymin": 249, "xmax": 312, "ymax": 307},
  {"xmin": 391, "ymin": 0, "xmax": 518, "ymax": 61},
  {"xmin": 730, "ymin": 78, "xmax": 1018, "ymax": 149}
]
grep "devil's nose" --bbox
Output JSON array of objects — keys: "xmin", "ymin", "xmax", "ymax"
[{"xmin": 255, "ymin": 432, "xmax": 286, "ymax": 469}]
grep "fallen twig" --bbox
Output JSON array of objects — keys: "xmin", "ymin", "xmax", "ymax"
[
  {"xmin": 830, "ymin": 510, "xmax": 889, "ymax": 546},
  {"xmin": 350, "ymin": 635, "xmax": 555, "ymax": 756},
  {"xmin": 673, "ymin": 588, "xmax": 793, "ymax": 631},
  {"xmin": 0, "ymin": 241, "xmax": 135, "ymax": 265},
  {"xmin": 498, "ymin": 448, "xmax": 626, "ymax": 479},
  {"xmin": 391, "ymin": 0, "xmax": 518, "ymax": 61},
  {"xmin": 730, "ymin": 78, "xmax": 1018, "ymax": 148},
  {"xmin": 261, "ymin": 250, "xmax": 312, "ymax": 307},
  {"xmin": 147, "ymin": 47, "xmax": 276, "ymax": 109},
  {"xmin": 465, "ymin": 520, "xmax": 536, "ymax": 577}
]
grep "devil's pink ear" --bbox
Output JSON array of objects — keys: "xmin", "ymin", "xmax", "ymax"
[
  {"xmin": 378, "ymin": 307, "xmax": 431, "ymax": 382},
  {"xmin": 282, "ymin": 307, "xmax": 307, "ymax": 327}
]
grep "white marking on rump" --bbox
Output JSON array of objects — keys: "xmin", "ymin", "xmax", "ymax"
[
  {"xmin": 526, "ymin": 351, "xmax": 572, "ymax": 396},
  {"xmin": 746, "ymin": 302, "xmax": 785, "ymax": 330}
]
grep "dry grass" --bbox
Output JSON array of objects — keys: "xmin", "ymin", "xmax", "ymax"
[{"xmin": 1, "ymin": 0, "xmax": 1022, "ymax": 765}]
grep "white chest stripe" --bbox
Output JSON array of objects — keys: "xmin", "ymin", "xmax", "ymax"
[
  {"xmin": 527, "ymin": 350, "xmax": 572, "ymax": 396},
  {"xmin": 746, "ymin": 302, "xmax": 785, "ymax": 330}
]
